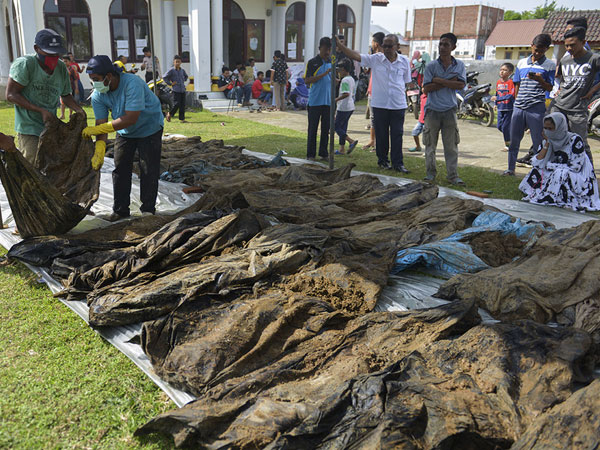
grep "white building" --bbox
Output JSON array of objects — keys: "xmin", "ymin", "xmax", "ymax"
[{"xmin": 0, "ymin": 0, "xmax": 387, "ymax": 94}]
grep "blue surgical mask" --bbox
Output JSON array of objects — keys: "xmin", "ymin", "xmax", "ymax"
[{"xmin": 93, "ymin": 77, "xmax": 110, "ymax": 94}]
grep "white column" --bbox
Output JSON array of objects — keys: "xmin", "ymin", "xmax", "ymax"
[
  {"xmin": 210, "ymin": 0, "xmax": 223, "ymax": 75},
  {"xmin": 271, "ymin": 1, "xmax": 286, "ymax": 54},
  {"xmin": 450, "ymin": 6, "xmax": 455, "ymax": 33},
  {"xmin": 17, "ymin": 0, "xmax": 35, "ymax": 54},
  {"xmin": 318, "ymin": 0, "xmax": 333, "ymax": 40},
  {"xmin": 0, "ymin": 7, "xmax": 11, "ymax": 84},
  {"xmin": 162, "ymin": 0, "xmax": 176, "ymax": 67},
  {"xmin": 360, "ymin": 0, "xmax": 371, "ymax": 54},
  {"xmin": 304, "ymin": 0, "xmax": 316, "ymax": 60},
  {"xmin": 188, "ymin": 0, "xmax": 211, "ymax": 92}
]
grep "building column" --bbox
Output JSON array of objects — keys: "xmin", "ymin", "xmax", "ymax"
[
  {"xmin": 271, "ymin": 0, "xmax": 286, "ymax": 55},
  {"xmin": 0, "ymin": 5, "xmax": 11, "ymax": 85},
  {"xmin": 317, "ymin": 0, "xmax": 333, "ymax": 41},
  {"xmin": 360, "ymin": 0, "xmax": 371, "ymax": 54},
  {"xmin": 16, "ymin": 0, "xmax": 34, "ymax": 53},
  {"xmin": 210, "ymin": 0, "xmax": 223, "ymax": 75},
  {"xmin": 188, "ymin": 0, "xmax": 211, "ymax": 92},
  {"xmin": 162, "ymin": 0, "xmax": 176, "ymax": 68},
  {"xmin": 304, "ymin": 0, "xmax": 316, "ymax": 60}
]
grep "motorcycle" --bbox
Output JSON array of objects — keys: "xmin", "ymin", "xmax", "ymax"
[
  {"xmin": 456, "ymin": 83, "xmax": 495, "ymax": 127},
  {"xmin": 588, "ymin": 96, "xmax": 600, "ymax": 138},
  {"xmin": 354, "ymin": 70, "xmax": 369, "ymax": 103},
  {"xmin": 147, "ymin": 78, "xmax": 173, "ymax": 116},
  {"xmin": 406, "ymin": 78, "xmax": 422, "ymax": 120},
  {"xmin": 466, "ymin": 70, "xmax": 480, "ymax": 88}
]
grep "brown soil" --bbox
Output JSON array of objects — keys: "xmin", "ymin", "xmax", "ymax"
[{"xmin": 466, "ymin": 231, "xmax": 525, "ymax": 267}]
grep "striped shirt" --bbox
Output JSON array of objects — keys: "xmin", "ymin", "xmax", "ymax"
[{"xmin": 513, "ymin": 55, "xmax": 555, "ymax": 110}]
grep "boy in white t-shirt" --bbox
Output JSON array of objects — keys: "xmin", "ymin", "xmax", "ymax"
[{"xmin": 334, "ymin": 59, "xmax": 358, "ymax": 155}]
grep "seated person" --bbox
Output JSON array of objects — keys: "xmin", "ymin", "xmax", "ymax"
[
  {"xmin": 113, "ymin": 55, "xmax": 137, "ymax": 74},
  {"xmin": 217, "ymin": 66, "xmax": 244, "ymax": 105},
  {"xmin": 290, "ymin": 78, "xmax": 309, "ymax": 110},
  {"xmin": 519, "ymin": 112, "xmax": 600, "ymax": 211},
  {"xmin": 252, "ymin": 71, "xmax": 271, "ymax": 105},
  {"xmin": 237, "ymin": 66, "xmax": 253, "ymax": 106}
]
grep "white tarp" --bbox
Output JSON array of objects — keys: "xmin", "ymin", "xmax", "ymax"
[{"xmin": 0, "ymin": 148, "xmax": 597, "ymax": 405}]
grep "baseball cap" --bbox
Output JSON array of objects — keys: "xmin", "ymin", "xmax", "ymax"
[
  {"xmin": 86, "ymin": 55, "xmax": 121, "ymax": 75},
  {"xmin": 34, "ymin": 29, "xmax": 67, "ymax": 55}
]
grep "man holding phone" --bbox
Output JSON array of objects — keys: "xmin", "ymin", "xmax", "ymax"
[{"xmin": 503, "ymin": 34, "xmax": 555, "ymax": 175}]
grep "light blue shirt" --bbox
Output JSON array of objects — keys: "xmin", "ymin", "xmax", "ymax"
[
  {"xmin": 91, "ymin": 73, "xmax": 164, "ymax": 138},
  {"xmin": 513, "ymin": 55, "xmax": 555, "ymax": 110},
  {"xmin": 423, "ymin": 57, "xmax": 466, "ymax": 112},
  {"xmin": 305, "ymin": 55, "xmax": 332, "ymax": 107}
]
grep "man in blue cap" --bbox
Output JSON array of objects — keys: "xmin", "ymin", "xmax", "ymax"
[
  {"xmin": 5, "ymin": 28, "xmax": 84, "ymax": 164},
  {"xmin": 82, "ymin": 55, "xmax": 164, "ymax": 222}
]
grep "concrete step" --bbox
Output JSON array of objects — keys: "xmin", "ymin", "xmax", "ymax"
[{"xmin": 202, "ymin": 97, "xmax": 259, "ymax": 112}]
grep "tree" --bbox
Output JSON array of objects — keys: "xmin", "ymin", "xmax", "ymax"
[{"xmin": 503, "ymin": 1, "xmax": 568, "ymax": 21}]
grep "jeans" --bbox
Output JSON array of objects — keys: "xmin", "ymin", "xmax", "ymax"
[
  {"xmin": 113, "ymin": 128, "xmax": 163, "ymax": 216},
  {"xmin": 497, "ymin": 109, "xmax": 512, "ymax": 143},
  {"xmin": 169, "ymin": 91, "xmax": 186, "ymax": 120},
  {"xmin": 334, "ymin": 110, "xmax": 353, "ymax": 145},
  {"xmin": 423, "ymin": 108, "xmax": 460, "ymax": 180},
  {"xmin": 307, "ymin": 105, "xmax": 330, "ymax": 158},
  {"xmin": 77, "ymin": 79, "xmax": 85, "ymax": 103},
  {"xmin": 372, "ymin": 107, "xmax": 406, "ymax": 168},
  {"xmin": 507, "ymin": 102, "xmax": 545, "ymax": 172}
]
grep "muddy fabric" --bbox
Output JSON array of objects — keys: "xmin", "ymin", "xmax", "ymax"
[
  {"xmin": 464, "ymin": 231, "xmax": 525, "ymax": 267},
  {"xmin": 107, "ymin": 136, "xmax": 287, "ymax": 185},
  {"xmin": 511, "ymin": 379, "xmax": 600, "ymax": 450},
  {"xmin": 0, "ymin": 147, "xmax": 88, "ymax": 238},
  {"xmin": 437, "ymin": 220, "xmax": 600, "ymax": 327},
  {"xmin": 0, "ymin": 114, "xmax": 99, "ymax": 238},
  {"xmin": 136, "ymin": 298, "xmax": 593, "ymax": 449},
  {"xmin": 36, "ymin": 113, "xmax": 100, "ymax": 208}
]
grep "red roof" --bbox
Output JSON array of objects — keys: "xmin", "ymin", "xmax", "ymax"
[
  {"xmin": 372, "ymin": 0, "xmax": 389, "ymax": 6},
  {"xmin": 485, "ymin": 19, "xmax": 546, "ymax": 47},
  {"xmin": 542, "ymin": 10, "xmax": 600, "ymax": 43}
]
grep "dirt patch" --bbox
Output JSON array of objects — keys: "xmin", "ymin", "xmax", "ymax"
[{"xmin": 466, "ymin": 231, "xmax": 525, "ymax": 267}]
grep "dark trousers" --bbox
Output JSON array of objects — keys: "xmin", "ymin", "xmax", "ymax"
[
  {"xmin": 372, "ymin": 107, "xmax": 405, "ymax": 167},
  {"xmin": 113, "ymin": 128, "xmax": 163, "ymax": 216},
  {"xmin": 169, "ymin": 91, "xmax": 186, "ymax": 120},
  {"xmin": 307, "ymin": 105, "xmax": 330, "ymax": 158},
  {"xmin": 145, "ymin": 71, "xmax": 159, "ymax": 83},
  {"xmin": 507, "ymin": 102, "xmax": 545, "ymax": 172},
  {"xmin": 497, "ymin": 109, "xmax": 512, "ymax": 143},
  {"xmin": 335, "ymin": 110, "xmax": 353, "ymax": 145}
]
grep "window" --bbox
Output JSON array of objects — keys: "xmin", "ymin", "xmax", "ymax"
[
  {"xmin": 337, "ymin": 4, "xmax": 355, "ymax": 49},
  {"xmin": 518, "ymin": 51, "xmax": 528, "ymax": 59},
  {"xmin": 285, "ymin": 2, "xmax": 304, "ymax": 62},
  {"xmin": 43, "ymin": 0, "xmax": 92, "ymax": 61},
  {"xmin": 177, "ymin": 17, "xmax": 190, "ymax": 62},
  {"xmin": 505, "ymin": 51, "xmax": 513, "ymax": 59},
  {"xmin": 109, "ymin": 0, "xmax": 149, "ymax": 63},
  {"xmin": 246, "ymin": 20, "xmax": 265, "ymax": 62}
]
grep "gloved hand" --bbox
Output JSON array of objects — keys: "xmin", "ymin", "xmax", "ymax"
[
  {"xmin": 82, "ymin": 122, "xmax": 115, "ymax": 139},
  {"xmin": 91, "ymin": 140, "xmax": 106, "ymax": 171}
]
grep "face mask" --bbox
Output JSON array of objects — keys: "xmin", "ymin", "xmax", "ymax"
[
  {"xmin": 544, "ymin": 128, "xmax": 560, "ymax": 140},
  {"xmin": 37, "ymin": 53, "xmax": 59, "ymax": 71},
  {"xmin": 93, "ymin": 77, "xmax": 110, "ymax": 94}
]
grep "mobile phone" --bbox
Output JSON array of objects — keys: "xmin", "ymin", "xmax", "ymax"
[{"xmin": 527, "ymin": 72, "xmax": 536, "ymax": 79}]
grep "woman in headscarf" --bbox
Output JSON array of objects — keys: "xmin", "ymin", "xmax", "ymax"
[{"xmin": 519, "ymin": 112, "xmax": 600, "ymax": 211}]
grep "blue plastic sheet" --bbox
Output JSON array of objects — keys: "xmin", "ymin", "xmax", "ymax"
[{"xmin": 392, "ymin": 210, "xmax": 551, "ymax": 277}]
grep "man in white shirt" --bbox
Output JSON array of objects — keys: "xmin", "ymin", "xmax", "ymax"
[{"xmin": 336, "ymin": 34, "xmax": 412, "ymax": 173}]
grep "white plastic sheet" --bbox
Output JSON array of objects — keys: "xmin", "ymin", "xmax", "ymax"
[{"xmin": 1, "ymin": 148, "xmax": 597, "ymax": 404}]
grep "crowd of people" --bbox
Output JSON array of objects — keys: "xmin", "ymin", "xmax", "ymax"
[{"xmin": 4, "ymin": 18, "xmax": 600, "ymax": 214}]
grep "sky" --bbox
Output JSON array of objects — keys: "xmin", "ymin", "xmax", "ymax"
[{"xmin": 371, "ymin": 0, "xmax": 599, "ymax": 35}]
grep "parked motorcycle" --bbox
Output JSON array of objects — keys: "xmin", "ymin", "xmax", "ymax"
[
  {"xmin": 466, "ymin": 70, "xmax": 480, "ymax": 88},
  {"xmin": 456, "ymin": 83, "xmax": 495, "ymax": 127},
  {"xmin": 406, "ymin": 78, "xmax": 421, "ymax": 120},
  {"xmin": 354, "ymin": 70, "xmax": 369, "ymax": 103},
  {"xmin": 147, "ymin": 78, "xmax": 173, "ymax": 116},
  {"xmin": 588, "ymin": 96, "xmax": 600, "ymax": 138}
]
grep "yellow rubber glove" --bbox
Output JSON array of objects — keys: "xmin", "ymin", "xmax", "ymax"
[
  {"xmin": 82, "ymin": 122, "xmax": 115, "ymax": 139},
  {"xmin": 91, "ymin": 140, "xmax": 106, "ymax": 171}
]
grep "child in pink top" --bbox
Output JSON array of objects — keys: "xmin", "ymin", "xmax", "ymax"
[{"xmin": 408, "ymin": 93, "xmax": 427, "ymax": 152}]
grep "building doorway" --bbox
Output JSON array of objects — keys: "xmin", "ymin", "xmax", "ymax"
[{"xmin": 223, "ymin": 0, "xmax": 244, "ymax": 68}]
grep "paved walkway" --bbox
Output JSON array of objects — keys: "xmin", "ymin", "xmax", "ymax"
[{"xmin": 229, "ymin": 104, "xmax": 600, "ymax": 177}]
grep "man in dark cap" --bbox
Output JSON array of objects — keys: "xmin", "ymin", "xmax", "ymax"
[
  {"xmin": 5, "ymin": 28, "xmax": 84, "ymax": 164},
  {"xmin": 82, "ymin": 55, "xmax": 164, "ymax": 221}
]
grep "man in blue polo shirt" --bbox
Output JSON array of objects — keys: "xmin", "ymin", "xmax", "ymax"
[
  {"xmin": 422, "ymin": 33, "xmax": 467, "ymax": 185},
  {"xmin": 81, "ymin": 55, "xmax": 164, "ymax": 221},
  {"xmin": 304, "ymin": 37, "xmax": 332, "ymax": 160},
  {"xmin": 504, "ymin": 34, "xmax": 554, "ymax": 176}
]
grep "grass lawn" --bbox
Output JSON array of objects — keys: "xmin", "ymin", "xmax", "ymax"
[{"xmin": 0, "ymin": 99, "xmax": 575, "ymax": 448}]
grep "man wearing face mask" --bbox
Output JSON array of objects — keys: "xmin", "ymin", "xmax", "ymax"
[
  {"xmin": 6, "ymin": 29, "xmax": 84, "ymax": 164},
  {"xmin": 83, "ymin": 55, "xmax": 164, "ymax": 222}
]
